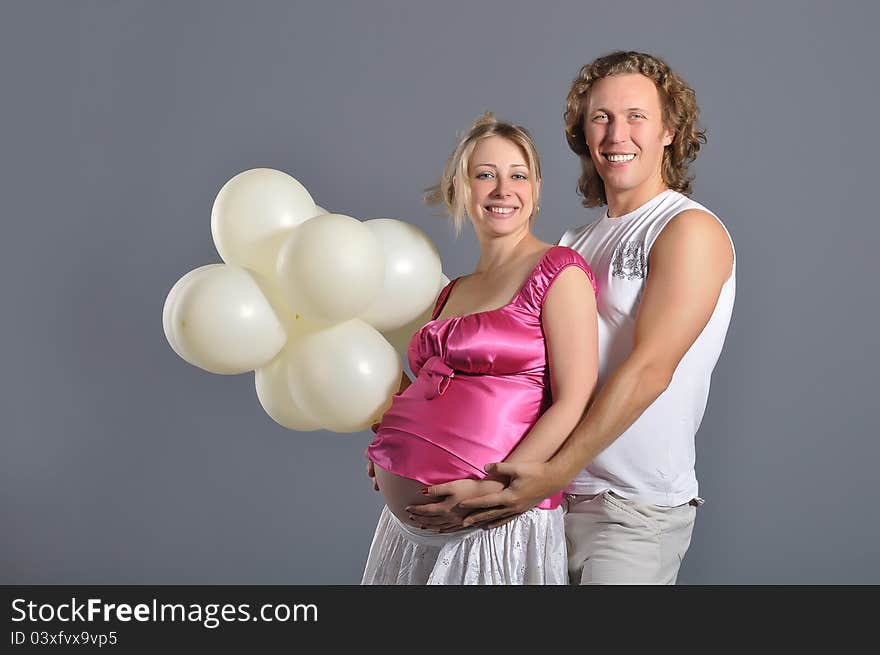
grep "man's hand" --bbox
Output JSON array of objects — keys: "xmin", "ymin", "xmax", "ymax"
[
  {"xmin": 457, "ymin": 461, "xmax": 563, "ymax": 528},
  {"xmin": 406, "ymin": 478, "xmax": 506, "ymax": 533}
]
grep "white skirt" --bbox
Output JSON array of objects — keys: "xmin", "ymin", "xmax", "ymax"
[{"xmin": 361, "ymin": 505, "xmax": 568, "ymax": 585}]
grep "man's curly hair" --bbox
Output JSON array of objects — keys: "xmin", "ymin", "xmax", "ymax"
[{"xmin": 564, "ymin": 51, "xmax": 707, "ymax": 208}]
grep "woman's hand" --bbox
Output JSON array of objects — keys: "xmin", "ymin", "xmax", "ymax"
[
  {"xmin": 365, "ymin": 422, "xmax": 381, "ymax": 492},
  {"xmin": 365, "ymin": 458, "xmax": 379, "ymax": 492},
  {"xmin": 405, "ymin": 478, "xmax": 506, "ymax": 533}
]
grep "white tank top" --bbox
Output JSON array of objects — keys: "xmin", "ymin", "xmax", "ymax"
[{"xmin": 559, "ymin": 190, "xmax": 735, "ymax": 506}]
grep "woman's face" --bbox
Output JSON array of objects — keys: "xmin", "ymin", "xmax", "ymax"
[{"xmin": 465, "ymin": 135, "xmax": 537, "ymax": 238}]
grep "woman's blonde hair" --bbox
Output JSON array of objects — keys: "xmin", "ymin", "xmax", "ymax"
[
  {"xmin": 563, "ymin": 51, "xmax": 707, "ymax": 208},
  {"xmin": 425, "ymin": 112, "xmax": 542, "ymax": 235}
]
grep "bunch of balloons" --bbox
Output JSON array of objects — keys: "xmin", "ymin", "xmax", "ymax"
[{"xmin": 162, "ymin": 168, "xmax": 448, "ymax": 433}]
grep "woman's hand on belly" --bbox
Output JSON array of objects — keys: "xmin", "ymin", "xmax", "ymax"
[{"xmin": 406, "ymin": 478, "xmax": 506, "ymax": 532}]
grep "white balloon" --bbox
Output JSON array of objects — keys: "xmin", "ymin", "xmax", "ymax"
[
  {"xmin": 276, "ymin": 213, "xmax": 384, "ymax": 323},
  {"xmin": 287, "ymin": 320, "xmax": 402, "ymax": 433},
  {"xmin": 211, "ymin": 168, "xmax": 320, "ymax": 278},
  {"xmin": 255, "ymin": 347, "xmax": 322, "ymax": 432},
  {"xmin": 162, "ymin": 264, "xmax": 224, "ymax": 360},
  {"xmin": 359, "ymin": 219, "xmax": 444, "ymax": 332},
  {"xmin": 243, "ymin": 269, "xmax": 297, "ymax": 329},
  {"xmin": 167, "ymin": 265, "xmax": 287, "ymax": 374},
  {"xmin": 382, "ymin": 273, "xmax": 450, "ymax": 355},
  {"xmin": 245, "ymin": 268, "xmax": 333, "ymax": 336}
]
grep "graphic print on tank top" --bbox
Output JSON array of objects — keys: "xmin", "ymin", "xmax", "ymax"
[{"xmin": 611, "ymin": 241, "xmax": 646, "ymax": 280}]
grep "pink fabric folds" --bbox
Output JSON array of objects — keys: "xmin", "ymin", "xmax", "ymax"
[{"xmin": 366, "ymin": 246, "xmax": 597, "ymax": 510}]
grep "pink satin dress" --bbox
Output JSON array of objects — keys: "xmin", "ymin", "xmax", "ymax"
[{"xmin": 366, "ymin": 246, "xmax": 597, "ymax": 510}]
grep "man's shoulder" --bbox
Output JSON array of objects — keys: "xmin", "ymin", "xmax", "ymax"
[
  {"xmin": 652, "ymin": 192, "xmax": 734, "ymax": 255},
  {"xmin": 651, "ymin": 205, "xmax": 736, "ymax": 275},
  {"xmin": 663, "ymin": 192, "xmax": 723, "ymax": 226},
  {"xmin": 662, "ymin": 193, "xmax": 733, "ymax": 245}
]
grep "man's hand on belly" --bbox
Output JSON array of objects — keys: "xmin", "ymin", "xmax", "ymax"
[
  {"xmin": 406, "ymin": 478, "xmax": 506, "ymax": 533},
  {"xmin": 458, "ymin": 461, "xmax": 556, "ymax": 528}
]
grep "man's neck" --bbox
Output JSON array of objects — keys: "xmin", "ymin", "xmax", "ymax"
[{"xmin": 606, "ymin": 181, "xmax": 669, "ymax": 218}]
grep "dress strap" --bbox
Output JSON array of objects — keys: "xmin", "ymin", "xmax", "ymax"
[{"xmin": 519, "ymin": 246, "xmax": 597, "ymax": 311}]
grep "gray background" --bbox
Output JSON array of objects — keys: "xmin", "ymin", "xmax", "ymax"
[{"xmin": 2, "ymin": 0, "xmax": 877, "ymax": 584}]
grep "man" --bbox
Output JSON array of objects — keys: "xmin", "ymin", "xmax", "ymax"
[{"xmin": 400, "ymin": 51, "xmax": 735, "ymax": 584}]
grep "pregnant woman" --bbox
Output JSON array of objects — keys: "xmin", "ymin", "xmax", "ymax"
[{"xmin": 362, "ymin": 113, "xmax": 598, "ymax": 584}]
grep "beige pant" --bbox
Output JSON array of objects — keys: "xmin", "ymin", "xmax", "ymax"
[{"xmin": 564, "ymin": 490, "xmax": 701, "ymax": 585}]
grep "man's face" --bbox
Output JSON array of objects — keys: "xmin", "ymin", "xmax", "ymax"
[{"xmin": 582, "ymin": 73, "xmax": 674, "ymax": 203}]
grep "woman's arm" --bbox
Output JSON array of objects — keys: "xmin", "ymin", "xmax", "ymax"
[
  {"xmin": 504, "ymin": 265, "xmax": 598, "ymax": 463},
  {"xmin": 407, "ymin": 266, "xmax": 598, "ymax": 529}
]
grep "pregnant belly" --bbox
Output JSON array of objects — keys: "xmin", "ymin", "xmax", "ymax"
[
  {"xmin": 366, "ymin": 429, "xmax": 486, "ymax": 528},
  {"xmin": 376, "ymin": 373, "xmax": 543, "ymax": 474},
  {"xmin": 370, "ymin": 440, "xmax": 562, "ymax": 517},
  {"xmin": 373, "ymin": 465, "xmax": 434, "ymax": 527}
]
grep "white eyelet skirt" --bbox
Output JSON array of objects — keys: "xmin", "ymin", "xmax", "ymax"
[{"xmin": 361, "ymin": 505, "xmax": 568, "ymax": 585}]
